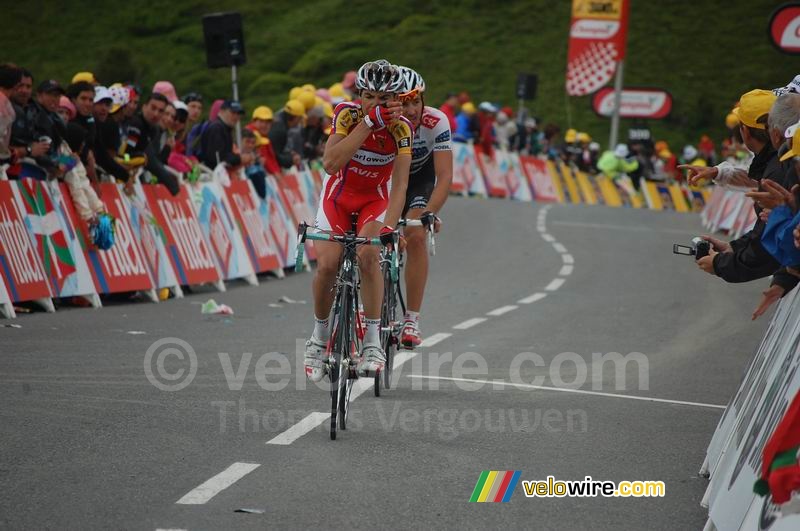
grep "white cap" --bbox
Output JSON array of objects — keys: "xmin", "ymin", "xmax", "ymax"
[
  {"xmin": 171, "ymin": 100, "xmax": 189, "ymax": 113},
  {"xmin": 478, "ymin": 101, "xmax": 498, "ymax": 113},
  {"xmin": 683, "ymin": 145, "xmax": 698, "ymax": 160},
  {"xmin": 614, "ymin": 143, "xmax": 629, "ymax": 158},
  {"xmin": 93, "ymin": 86, "xmax": 112, "ymax": 104},
  {"xmin": 774, "ymin": 74, "xmax": 800, "ymax": 96}
]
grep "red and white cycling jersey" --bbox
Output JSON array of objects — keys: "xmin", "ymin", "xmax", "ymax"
[
  {"xmin": 315, "ymin": 102, "xmax": 414, "ymax": 233},
  {"xmin": 411, "ymin": 106, "xmax": 452, "ymax": 174}
]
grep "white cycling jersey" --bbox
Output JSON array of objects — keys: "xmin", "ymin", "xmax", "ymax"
[{"xmin": 411, "ymin": 106, "xmax": 452, "ymax": 174}]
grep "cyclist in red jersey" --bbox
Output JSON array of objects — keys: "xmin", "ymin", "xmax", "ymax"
[{"xmin": 305, "ymin": 60, "xmax": 414, "ymax": 382}]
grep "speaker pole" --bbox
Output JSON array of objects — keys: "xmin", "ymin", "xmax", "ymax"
[
  {"xmin": 608, "ymin": 60, "xmax": 624, "ymax": 150},
  {"xmin": 231, "ymin": 63, "xmax": 242, "ymax": 147}
]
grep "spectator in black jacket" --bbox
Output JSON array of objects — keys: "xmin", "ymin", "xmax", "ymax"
[
  {"xmin": 198, "ymin": 99, "xmax": 251, "ymax": 169},
  {"xmin": 9, "ymin": 75, "xmax": 54, "ymax": 169},
  {"xmin": 126, "ymin": 92, "xmax": 180, "ymax": 195},
  {"xmin": 693, "ymin": 92, "xmax": 800, "ymax": 317},
  {"xmin": 67, "ymin": 81, "xmax": 98, "ymax": 178},
  {"xmin": 90, "ymin": 86, "xmax": 128, "ymax": 182},
  {"xmin": 268, "ymin": 99, "xmax": 305, "ymax": 169}
]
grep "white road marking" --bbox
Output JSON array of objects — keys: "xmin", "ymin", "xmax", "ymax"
[
  {"xmin": 453, "ymin": 317, "xmax": 488, "ymax": 330},
  {"xmin": 552, "ymin": 243, "xmax": 567, "ymax": 254},
  {"xmin": 562, "ymin": 254, "xmax": 575, "ymax": 265},
  {"xmin": 266, "ymin": 349, "xmax": 422, "ymax": 445},
  {"xmin": 545, "ymin": 278, "xmax": 565, "ymax": 291},
  {"xmin": 487, "ymin": 305, "xmax": 518, "ymax": 316},
  {"xmin": 541, "ymin": 234, "xmax": 555, "ymax": 242},
  {"xmin": 420, "ymin": 333, "xmax": 452, "ymax": 347},
  {"xmin": 518, "ymin": 293, "xmax": 547, "ymax": 304},
  {"xmin": 175, "ymin": 462, "xmax": 261, "ymax": 504},
  {"xmin": 266, "ymin": 412, "xmax": 330, "ymax": 445},
  {"xmin": 537, "ymin": 225, "xmax": 547, "ymax": 232},
  {"xmin": 559, "ymin": 265, "xmax": 574, "ymax": 276},
  {"xmin": 406, "ymin": 375, "xmax": 726, "ymax": 410},
  {"xmin": 156, "ymin": 529, "xmax": 187, "ymax": 531}
]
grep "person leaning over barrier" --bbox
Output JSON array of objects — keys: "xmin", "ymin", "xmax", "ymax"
[
  {"xmin": 268, "ymin": 99, "xmax": 304, "ymax": 170},
  {"xmin": 686, "ymin": 92, "xmax": 800, "ymax": 318}
]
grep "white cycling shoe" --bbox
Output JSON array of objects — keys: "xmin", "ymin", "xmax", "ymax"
[
  {"xmin": 304, "ymin": 338, "xmax": 328, "ymax": 383},
  {"xmin": 357, "ymin": 344, "xmax": 386, "ymax": 377}
]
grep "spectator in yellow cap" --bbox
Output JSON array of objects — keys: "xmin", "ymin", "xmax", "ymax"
[
  {"xmin": 71, "ymin": 72, "xmax": 97, "ymax": 85},
  {"xmin": 246, "ymin": 106, "xmax": 280, "ymax": 178},
  {"xmin": 329, "ymin": 82, "xmax": 347, "ymax": 104},
  {"xmin": 268, "ymin": 99, "xmax": 305, "ymax": 169},
  {"xmin": 289, "ymin": 86, "xmax": 303, "ymax": 101},
  {"xmin": 297, "ymin": 90, "xmax": 316, "ymax": 112}
]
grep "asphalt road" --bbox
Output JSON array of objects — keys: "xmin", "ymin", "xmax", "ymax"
[{"xmin": 0, "ymin": 197, "xmax": 769, "ymax": 530}]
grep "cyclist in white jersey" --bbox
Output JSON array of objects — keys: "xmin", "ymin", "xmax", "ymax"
[{"xmin": 396, "ymin": 66, "xmax": 453, "ymax": 348}]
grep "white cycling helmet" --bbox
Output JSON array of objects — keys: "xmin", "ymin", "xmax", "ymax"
[
  {"xmin": 397, "ymin": 66, "xmax": 426, "ymax": 94},
  {"xmin": 355, "ymin": 60, "xmax": 404, "ymax": 93}
]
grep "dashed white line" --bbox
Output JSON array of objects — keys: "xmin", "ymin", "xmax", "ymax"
[
  {"xmin": 562, "ymin": 254, "xmax": 574, "ymax": 265},
  {"xmin": 559, "ymin": 265, "xmax": 574, "ymax": 276},
  {"xmin": 267, "ymin": 351, "xmax": 420, "ymax": 445},
  {"xmin": 541, "ymin": 234, "xmax": 555, "ymax": 243},
  {"xmin": 420, "ymin": 332, "xmax": 452, "ymax": 347},
  {"xmin": 406, "ymin": 375, "xmax": 726, "ymax": 410},
  {"xmin": 545, "ymin": 278, "xmax": 565, "ymax": 292},
  {"xmin": 518, "ymin": 293, "xmax": 547, "ymax": 304},
  {"xmin": 487, "ymin": 305, "xmax": 518, "ymax": 316},
  {"xmin": 552, "ymin": 243, "xmax": 567, "ymax": 254},
  {"xmin": 453, "ymin": 317, "xmax": 488, "ymax": 330},
  {"xmin": 176, "ymin": 462, "xmax": 261, "ymax": 504},
  {"xmin": 266, "ymin": 412, "xmax": 330, "ymax": 445}
]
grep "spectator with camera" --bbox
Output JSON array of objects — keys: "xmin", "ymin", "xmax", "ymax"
[
  {"xmin": 689, "ymin": 92, "xmax": 800, "ymax": 318},
  {"xmin": 269, "ymin": 99, "xmax": 305, "ymax": 169}
]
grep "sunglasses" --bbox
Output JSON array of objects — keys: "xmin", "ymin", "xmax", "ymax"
[{"xmin": 399, "ymin": 88, "xmax": 421, "ymax": 103}]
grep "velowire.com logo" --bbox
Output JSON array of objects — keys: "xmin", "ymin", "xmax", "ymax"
[{"xmin": 469, "ymin": 471, "xmax": 522, "ymax": 503}]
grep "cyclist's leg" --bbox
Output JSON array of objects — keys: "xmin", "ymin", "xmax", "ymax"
[
  {"xmin": 305, "ymin": 186, "xmax": 347, "ymax": 381},
  {"xmin": 401, "ymin": 162, "xmax": 435, "ymax": 347},
  {"xmin": 355, "ymin": 198, "xmax": 388, "ymax": 375}
]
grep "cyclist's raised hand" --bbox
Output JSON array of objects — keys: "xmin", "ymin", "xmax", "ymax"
[{"xmin": 364, "ymin": 102, "xmax": 402, "ymax": 131}]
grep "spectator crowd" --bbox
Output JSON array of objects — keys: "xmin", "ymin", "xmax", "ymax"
[{"xmin": 3, "ymin": 62, "xmax": 800, "ymax": 318}]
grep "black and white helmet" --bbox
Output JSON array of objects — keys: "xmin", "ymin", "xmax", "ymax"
[
  {"xmin": 355, "ymin": 60, "xmax": 404, "ymax": 93},
  {"xmin": 398, "ymin": 66, "xmax": 426, "ymax": 94}
]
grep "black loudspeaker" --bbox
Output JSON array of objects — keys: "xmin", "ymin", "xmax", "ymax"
[
  {"xmin": 202, "ymin": 12, "xmax": 246, "ymax": 68},
  {"xmin": 516, "ymin": 73, "xmax": 538, "ymax": 100}
]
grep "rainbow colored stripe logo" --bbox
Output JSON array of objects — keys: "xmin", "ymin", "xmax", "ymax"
[{"xmin": 469, "ymin": 470, "xmax": 522, "ymax": 503}]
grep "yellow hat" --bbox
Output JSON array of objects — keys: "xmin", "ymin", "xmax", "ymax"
[
  {"xmin": 302, "ymin": 83, "xmax": 316, "ymax": 93},
  {"xmin": 329, "ymin": 83, "xmax": 345, "ymax": 98},
  {"xmin": 732, "ymin": 89, "xmax": 776, "ymax": 129},
  {"xmin": 252, "ymin": 105, "xmax": 274, "ymax": 121},
  {"xmin": 72, "ymin": 71, "xmax": 97, "ymax": 84},
  {"xmin": 289, "ymin": 86, "xmax": 303, "ymax": 101},
  {"xmin": 322, "ymin": 101, "xmax": 334, "ymax": 119},
  {"xmin": 284, "ymin": 99, "xmax": 307, "ymax": 118},
  {"xmin": 577, "ymin": 132, "xmax": 591, "ymax": 143},
  {"xmin": 315, "ymin": 95, "xmax": 325, "ymax": 108},
  {"xmin": 297, "ymin": 91, "xmax": 316, "ymax": 111},
  {"xmin": 461, "ymin": 101, "xmax": 476, "ymax": 114},
  {"xmin": 725, "ymin": 112, "xmax": 740, "ymax": 129},
  {"xmin": 253, "ymin": 130, "xmax": 270, "ymax": 146},
  {"xmin": 565, "ymin": 128, "xmax": 577, "ymax": 143}
]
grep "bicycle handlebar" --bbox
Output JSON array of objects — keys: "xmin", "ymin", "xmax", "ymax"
[{"xmin": 294, "ymin": 222, "xmax": 398, "ymax": 272}]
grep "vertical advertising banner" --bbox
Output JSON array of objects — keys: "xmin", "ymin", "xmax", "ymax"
[
  {"xmin": 225, "ymin": 179, "xmax": 282, "ymax": 274},
  {"xmin": 519, "ymin": 156, "xmax": 559, "ymax": 202},
  {"xmin": 142, "ymin": 184, "xmax": 221, "ymax": 287},
  {"xmin": 263, "ymin": 176, "xmax": 299, "ymax": 268},
  {"xmin": 192, "ymin": 182, "xmax": 257, "ymax": 284},
  {"xmin": 473, "ymin": 145, "xmax": 509, "ymax": 198},
  {"xmin": 122, "ymin": 183, "xmax": 183, "ymax": 293},
  {"xmin": 59, "ymin": 183, "xmax": 154, "ymax": 295},
  {"xmin": 452, "ymin": 143, "xmax": 486, "ymax": 197},
  {"xmin": 14, "ymin": 179, "xmax": 97, "ymax": 302},
  {"xmin": 0, "ymin": 181, "xmax": 52, "ymax": 305},
  {"xmin": 566, "ymin": 0, "xmax": 630, "ymax": 96}
]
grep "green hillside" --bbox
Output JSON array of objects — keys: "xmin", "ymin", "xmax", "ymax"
[{"xmin": 4, "ymin": 0, "xmax": 799, "ymax": 149}]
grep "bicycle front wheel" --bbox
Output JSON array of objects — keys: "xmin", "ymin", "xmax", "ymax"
[{"xmin": 329, "ymin": 285, "xmax": 351, "ymax": 440}]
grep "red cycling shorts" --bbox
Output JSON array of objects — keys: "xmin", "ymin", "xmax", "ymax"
[{"xmin": 314, "ymin": 174, "xmax": 390, "ymax": 234}]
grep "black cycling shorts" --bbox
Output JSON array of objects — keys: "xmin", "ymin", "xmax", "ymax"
[{"xmin": 403, "ymin": 156, "xmax": 436, "ymax": 216}]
